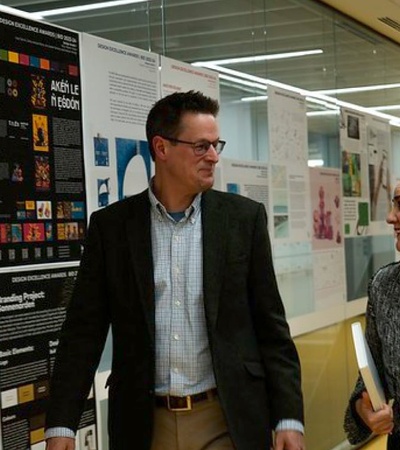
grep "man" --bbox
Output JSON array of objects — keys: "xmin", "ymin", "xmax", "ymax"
[{"xmin": 45, "ymin": 90, "xmax": 305, "ymax": 450}]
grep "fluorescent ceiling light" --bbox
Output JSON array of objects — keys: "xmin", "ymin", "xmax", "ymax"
[
  {"xmin": 193, "ymin": 49, "xmax": 323, "ymax": 66},
  {"xmin": 194, "ymin": 63, "xmax": 400, "ymax": 126},
  {"xmin": 308, "ymin": 159, "xmax": 324, "ymax": 167},
  {"xmin": 218, "ymin": 74, "xmax": 267, "ymax": 91},
  {"xmin": 305, "ymin": 97, "xmax": 338, "ymax": 110},
  {"xmin": 241, "ymin": 95, "xmax": 268, "ymax": 102},
  {"xmin": 307, "ymin": 110, "xmax": 339, "ymax": 117},
  {"xmin": 314, "ymin": 83, "xmax": 400, "ymax": 95},
  {"xmin": 31, "ymin": 0, "xmax": 149, "ymax": 19},
  {"xmin": 368, "ymin": 104, "xmax": 400, "ymax": 111}
]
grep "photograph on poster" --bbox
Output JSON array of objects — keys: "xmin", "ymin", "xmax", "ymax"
[
  {"xmin": 23, "ymin": 222, "xmax": 45, "ymax": 242},
  {"xmin": 78, "ymin": 425, "xmax": 97, "ymax": 450},
  {"xmin": 34, "ymin": 155, "xmax": 50, "ymax": 191},
  {"xmin": 94, "ymin": 136, "xmax": 109, "ymax": 166},
  {"xmin": 273, "ymin": 190, "xmax": 288, "ymax": 214},
  {"xmin": 369, "ymin": 161, "xmax": 391, "ymax": 221},
  {"xmin": 343, "ymin": 198, "xmax": 370, "ymax": 237},
  {"xmin": 32, "ymin": 114, "xmax": 49, "ymax": 151},
  {"xmin": 11, "ymin": 162, "xmax": 23, "ymax": 182},
  {"xmin": 36, "ymin": 201, "xmax": 52, "ymax": 220},
  {"xmin": 226, "ymin": 183, "xmax": 240, "ymax": 194},
  {"xmin": 97, "ymin": 178, "xmax": 110, "ymax": 207},
  {"xmin": 31, "ymin": 74, "xmax": 47, "ymax": 109},
  {"xmin": 347, "ymin": 114, "xmax": 360, "ymax": 140},
  {"xmin": 310, "ymin": 168, "xmax": 342, "ymax": 250},
  {"xmin": 11, "ymin": 223, "xmax": 22, "ymax": 242},
  {"xmin": 274, "ymin": 215, "xmax": 289, "ymax": 239},
  {"xmin": 342, "ymin": 150, "xmax": 361, "ymax": 197},
  {"xmin": 115, "ymin": 138, "xmax": 151, "ymax": 200}
]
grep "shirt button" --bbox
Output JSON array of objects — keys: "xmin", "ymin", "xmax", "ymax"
[
  {"xmin": 173, "ymin": 334, "xmax": 180, "ymax": 341},
  {"xmin": 173, "ymin": 368, "xmax": 179, "ymax": 373},
  {"xmin": 175, "ymin": 300, "xmax": 181, "ymax": 306}
]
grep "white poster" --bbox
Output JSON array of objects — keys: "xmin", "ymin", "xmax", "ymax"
[
  {"xmin": 160, "ymin": 56, "xmax": 219, "ymax": 100},
  {"xmin": 340, "ymin": 108, "xmax": 369, "ymax": 237},
  {"xmin": 312, "ymin": 249, "xmax": 346, "ymax": 311},
  {"xmin": 273, "ymin": 241, "xmax": 315, "ymax": 319},
  {"xmin": 80, "ymin": 33, "xmax": 159, "ymax": 216},
  {"xmin": 220, "ymin": 158, "xmax": 268, "ymax": 211},
  {"xmin": 268, "ymin": 86, "xmax": 311, "ymax": 242}
]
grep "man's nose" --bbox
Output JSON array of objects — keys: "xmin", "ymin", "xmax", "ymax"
[{"xmin": 204, "ymin": 145, "xmax": 219, "ymax": 162}]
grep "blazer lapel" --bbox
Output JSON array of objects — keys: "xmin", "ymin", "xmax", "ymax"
[
  {"xmin": 126, "ymin": 191, "xmax": 155, "ymax": 342},
  {"xmin": 202, "ymin": 190, "xmax": 227, "ymax": 329}
]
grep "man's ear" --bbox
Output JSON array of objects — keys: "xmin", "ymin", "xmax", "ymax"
[{"xmin": 152, "ymin": 136, "xmax": 167, "ymax": 161}]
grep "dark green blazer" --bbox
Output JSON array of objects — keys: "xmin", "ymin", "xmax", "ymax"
[{"xmin": 46, "ymin": 188, "xmax": 304, "ymax": 450}]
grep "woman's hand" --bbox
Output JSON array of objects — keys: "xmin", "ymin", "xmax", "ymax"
[{"xmin": 355, "ymin": 391, "xmax": 394, "ymax": 435}]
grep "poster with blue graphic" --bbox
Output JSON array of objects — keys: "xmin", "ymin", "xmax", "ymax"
[{"xmin": 80, "ymin": 33, "xmax": 159, "ymax": 216}]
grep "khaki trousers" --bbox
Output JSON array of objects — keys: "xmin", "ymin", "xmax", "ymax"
[{"xmin": 150, "ymin": 396, "xmax": 235, "ymax": 450}]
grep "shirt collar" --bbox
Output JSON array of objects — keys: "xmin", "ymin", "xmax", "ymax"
[{"xmin": 148, "ymin": 178, "xmax": 202, "ymax": 224}]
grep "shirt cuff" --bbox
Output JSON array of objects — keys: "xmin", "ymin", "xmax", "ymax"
[
  {"xmin": 45, "ymin": 427, "xmax": 75, "ymax": 440},
  {"xmin": 275, "ymin": 419, "xmax": 304, "ymax": 434}
]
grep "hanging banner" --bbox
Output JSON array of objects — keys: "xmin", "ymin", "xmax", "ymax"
[
  {"xmin": 0, "ymin": 9, "xmax": 86, "ymax": 267},
  {"xmin": 267, "ymin": 86, "xmax": 311, "ymax": 242},
  {"xmin": 159, "ymin": 56, "xmax": 219, "ymax": 100}
]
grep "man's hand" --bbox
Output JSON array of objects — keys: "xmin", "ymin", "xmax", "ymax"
[
  {"xmin": 355, "ymin": 391, "xmax": 394, "ymax": 435},
  {"xmin": 46, "ymin": 437, "xmax": 75, "ymax": 450},
  {"xmin": 274, "ymin": 430, "xmax": 305, "ymax": 450}
]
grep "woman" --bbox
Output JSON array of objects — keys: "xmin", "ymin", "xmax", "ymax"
[{"xmin": 344, "ymin": 182, "xmax": 400, "ymax": 448}]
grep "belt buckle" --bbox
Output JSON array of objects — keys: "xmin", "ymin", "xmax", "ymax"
[{"xmin": 167, "ymin": 395, "xmax": 192, "ymax": 411}]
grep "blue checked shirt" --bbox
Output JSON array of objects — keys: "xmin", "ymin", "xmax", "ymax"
[
  {"xmin": 149, "ymin": 188, "xmax": 217, "ymax": 396},
  {"xmin": 45, "ymin": 186, "xmax": 303, "ymax": 439}
]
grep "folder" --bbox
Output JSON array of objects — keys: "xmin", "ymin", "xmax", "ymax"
[{"xmin": 351, "ymin": 321, "xmax": 386, "ymax": 411}]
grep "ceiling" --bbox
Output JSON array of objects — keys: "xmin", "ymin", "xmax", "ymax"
[{"xmin": 2, "ymin": 0, "xmax": 400, "ymax": 124}]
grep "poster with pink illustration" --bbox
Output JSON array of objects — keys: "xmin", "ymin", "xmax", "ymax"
[{"xmin": 310, "ymin": 167, "xmax": 343, "ymax": 250}]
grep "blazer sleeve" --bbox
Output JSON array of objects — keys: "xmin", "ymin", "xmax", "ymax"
[
  {"xmin": 46, "ymin": 211, "xmax": 111, "ymax": 432},
  {"xmin": 249, "ymin": 203, "xmax": 304, "ymax": 426}
]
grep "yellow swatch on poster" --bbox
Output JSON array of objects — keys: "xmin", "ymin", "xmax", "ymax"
[
  {"xmin": 18, "ymin": 384, "xmax": 34, "ymax": 404},
  {"xmin": 25, "ymin": 200, "xmax": 35, "ymax": 210},
  {"xmin": 8, "ymin": 51, "xmax": 19, "ymax": 63}
]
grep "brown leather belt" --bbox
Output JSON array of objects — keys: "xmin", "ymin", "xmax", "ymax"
[{"xmin": 155, "ymin": 388, "xmax": 217, "ymax": 411}]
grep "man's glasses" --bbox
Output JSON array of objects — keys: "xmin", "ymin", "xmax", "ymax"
[{"xmin": 160, "ymin": 136, "xmax": 226, "ymax": 156}]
